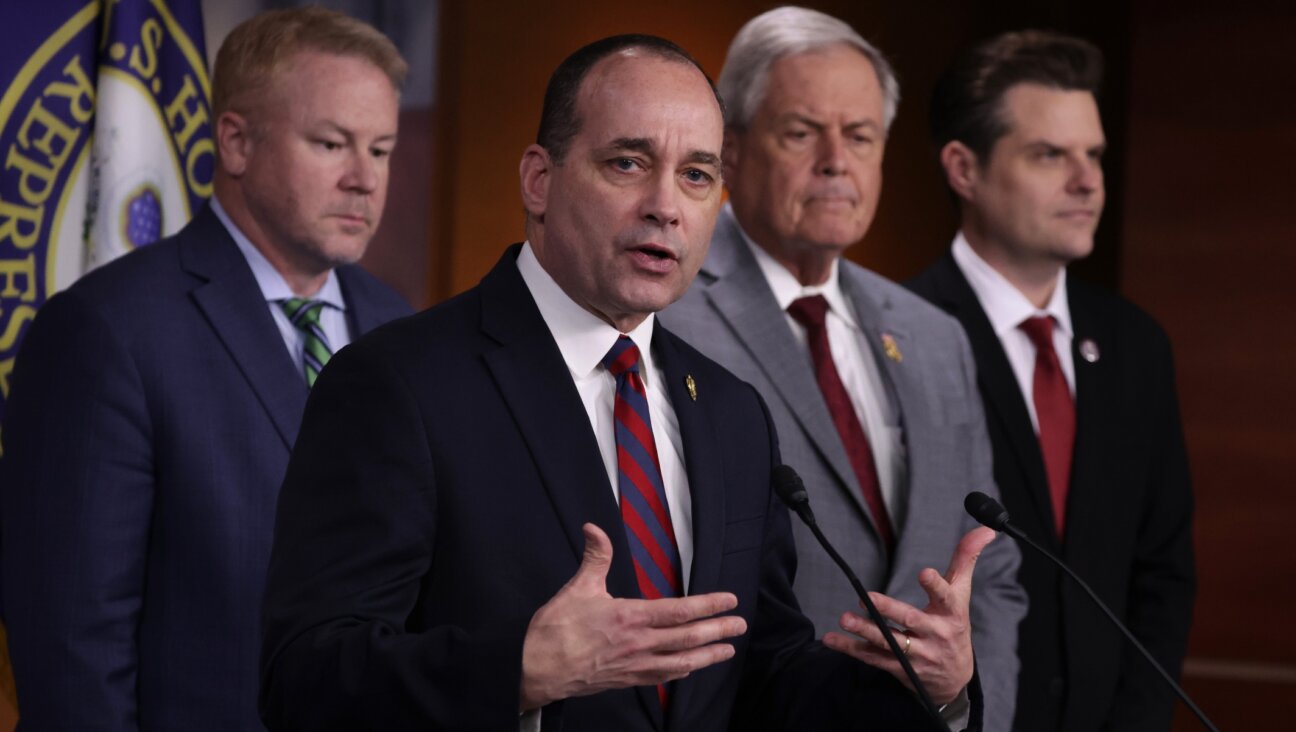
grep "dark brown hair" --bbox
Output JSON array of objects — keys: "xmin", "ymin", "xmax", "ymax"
[
  {"xmin": 536, "ymin": 34, "xmax": 722, "ymax": 164},
  {"xmin": 930, "ymin": 30, "xmax": 1103, "ymax": 160}
]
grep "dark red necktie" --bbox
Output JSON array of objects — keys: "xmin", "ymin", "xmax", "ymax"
[
  {"xmin": 787, "ymin": 295, "xmax": 895, "ymax": 555},
  {"xmin": 1020, "ymin": 316, "xmax": 1075, "ymax": 538},
  {"xmin": 602, "ymin": 336, "xmax": 680, "ymax": 709}
]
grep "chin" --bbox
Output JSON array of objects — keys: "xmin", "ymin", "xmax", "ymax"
[
  {"xmin": 618, "ymin": 289, "xmax": 683, "ymax": 319},
  {"xmin": 799, "ymin": 221, "xmax": 865, "ymax": 249},
  {"xmin": 319, "ymin": 240, "xmax": 371, "ymax": 267},
  {"xmin": 1058, "ymin": 236, "xmax": 1096, "ymax": 261}
]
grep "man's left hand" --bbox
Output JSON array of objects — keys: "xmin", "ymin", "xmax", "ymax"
[{"xmin": 822, "ymin": 526, "xmax": 996, "ymax": 704}]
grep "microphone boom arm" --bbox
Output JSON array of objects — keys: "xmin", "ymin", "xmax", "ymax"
[{"xmin": 964, "ymin": 492, "xmax": 1218, "ymax": 732}]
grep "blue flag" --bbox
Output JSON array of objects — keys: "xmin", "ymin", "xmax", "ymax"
[{"xmin": 0, "ymin": 0, "xmax": 212, "ymax": 428}]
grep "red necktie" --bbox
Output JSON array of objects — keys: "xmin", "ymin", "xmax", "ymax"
[
  {"xmin": 602, "ymin": 336, "xmax": 680, "ymax": 710},
  {"xmin": 1020, "ymin": 316, "xmax": 1075, "ymax": 538},
  {"xmin": 787, "ymin": 295, "xmax": 895, "ymax": 555}
]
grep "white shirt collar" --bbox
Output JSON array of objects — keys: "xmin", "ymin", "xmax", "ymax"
[
  {"xmin": 515, "ymin": 241, "xmax": 658, "ymax": 382},
  {"xmin": 209, "ymin": 195, "xmax": 346, "ymax": 310},
  {"xmin": 951, "ymin": 231, "xmax": 1071, "ymax": 339},
  {"xmin": 726, "ymin": 203, "xmax": 859, "ymax": 330}
]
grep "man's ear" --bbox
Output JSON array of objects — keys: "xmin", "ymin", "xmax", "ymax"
[
  {"xmin": 216, "ymin": 110, "xmax": 254, "ymax": 177},
  {"xmin": 940, "ymin": 140, "xmax": 980, "ymax": 203},
  {"xmin": 519, "ymin": 144, "xmax": 552, "ymax": 221}
]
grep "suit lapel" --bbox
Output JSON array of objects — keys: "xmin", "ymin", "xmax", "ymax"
[
  {"xmin": 1063, "ymin": 285, "xmax": 1113, "ymax": 562},
  {"xmin": 478, "ymin": 249, "xmax": 664, "ymax": 729},
  {"xmin": 651, "ymin": 328, "xmax": 725, "ymax": 727},
  {"xmin": 336, "ymin": 266, "xmax": 393, "ymax": 337},
  {"xmin": 652, "ymin": 329, "xmax": 726, "ymax": 598},
  {"xmin": 476, "ymin": 248, "xmax": 638, "ymax": 592},
  {"xmin": 700, "ymin": 220, "xmax": 868, "ymax": 523},
  {"xmin": 838, "ymin": 270, "xmax": 915, "ymax": 542},
  {"xmin": 924, "ymin": 254, "xmax": 1060, "ymax": 549},
  {"xmin": 181, "ymin": 207, "xmax": 307, "ymax": 450}
]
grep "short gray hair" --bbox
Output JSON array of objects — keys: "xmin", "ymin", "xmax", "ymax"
[{"xmin": 718, "ymin": 6, "xmax": 900, "ymax": 131}]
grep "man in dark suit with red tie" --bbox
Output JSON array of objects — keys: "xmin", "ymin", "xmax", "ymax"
[
  {"xmin": 907, "ymin": 30, "xmax": 1196, "ymax": 731},
  {"xmin": 261, "ymin": 33, "xmax": 994, "ymax": 730}
]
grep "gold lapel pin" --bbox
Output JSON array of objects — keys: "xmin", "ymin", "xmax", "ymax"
[
  {"xmin": 685, "ymin": 374, "xmax": 698, "ymax": 401},
  {"xmin": 882, "ymin": 333, "xmax": 903, "ymax": 363}
]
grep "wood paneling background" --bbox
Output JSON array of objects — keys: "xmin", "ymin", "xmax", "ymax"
[{"xmin": 1121, "ymin": 2, "xmax": 1296, "ymax": 729}]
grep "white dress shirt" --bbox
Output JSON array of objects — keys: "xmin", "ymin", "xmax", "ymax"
[
  {"xmin": 951, "ymin": 232, "xmax": 1075, "ymax": 432},
  {"xmin": 516, "ymin": 242, "xmax": 695, "ymax": 590},
  {"xmin": 734, "ymin": 210, "xmax": 909, "ymax": 532},
  {"xmin": 210, "ymin": 196, "xmax": 351, "ymax": 379}
]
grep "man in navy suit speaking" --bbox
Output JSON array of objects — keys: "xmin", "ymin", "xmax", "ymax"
[
  {"xmin": 261, "ymin": 33, "xmax": 993, "ymax": 731},
  {"xmin": 1, "ymin": 8, "xmax": 411, "ymax": 730}
]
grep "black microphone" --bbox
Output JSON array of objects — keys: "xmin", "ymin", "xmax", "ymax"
[
  {"xmin": 962, "ymin": 492, "xmax": 1219, "ymax": 732},
  {"xmin": 773, "ymin": 466, "xmax": 947, "ymax": 731}
]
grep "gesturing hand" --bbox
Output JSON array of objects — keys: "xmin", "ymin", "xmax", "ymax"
[
  {"xmin": 822, "ymin": 526, "xmax": 997, "ymax": 705},
  {"xmin": 519, "ymin": 523, "xmax": 748, "ymax": 711}
]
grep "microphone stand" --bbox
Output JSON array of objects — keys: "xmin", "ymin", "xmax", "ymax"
[
  {"xmin": 965, "ymin": 492, "xmax": 1218, "ymax": 732},
  {"xmin": 799, "ymin": 514, "xmax": 949, "ymax": 731},
  {"xmin": 775, "ymin": 466, "xmax": 947, "ymax": 730}
]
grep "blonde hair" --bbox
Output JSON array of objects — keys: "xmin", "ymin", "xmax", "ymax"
[{"xmin": 211, "ymin": 6, "xmax": 407, "ymax": 119}]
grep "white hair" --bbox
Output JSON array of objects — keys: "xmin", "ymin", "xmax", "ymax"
[{"xmin": 718, "ymin": 6, "xmax": 900, "ymax": 131}]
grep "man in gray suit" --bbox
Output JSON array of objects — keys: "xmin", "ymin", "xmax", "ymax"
[{"xmin": 659, "ymin": 8, "xmax": 1027, "ymax": 729}]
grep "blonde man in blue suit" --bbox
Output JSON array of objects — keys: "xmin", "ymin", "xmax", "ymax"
[{"xmin": 1, "ymin": 8, "xmax": 411, "ymax": 730}]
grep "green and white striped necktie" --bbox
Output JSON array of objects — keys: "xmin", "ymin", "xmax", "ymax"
[{"xmin": 280, "ymin": 298, "xmax": 333, "ymax": 387}]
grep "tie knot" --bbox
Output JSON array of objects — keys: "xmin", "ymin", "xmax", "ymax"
[
  {"xmin": 282, "ymin": 298, "xmax": 327, "ymax": 327},
  {"xmin": 787, "ymin": 294, "xmax": 830, "ymax": 331},
  {"xmin": 1019, "ymin": 315, "xmax": 1056, "ymax": 351},
  {"xmin": 602, "ymin": 335, "xmax": 642, "ymax": 377}
]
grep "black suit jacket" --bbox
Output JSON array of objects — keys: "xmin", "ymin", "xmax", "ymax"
[
  {"xmin": 260, "ymin": 246, "xmax": 956, "ymax": 731},
  {"xmin": 1, "ymin": 205, "xmax": 410, "ymax": 731},
  {"xmin": 908, "ymin": 253, "xmax": 1195, "ymax": 731}
]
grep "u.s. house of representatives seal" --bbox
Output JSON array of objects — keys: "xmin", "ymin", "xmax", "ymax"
[{"xmin": 0, "ymin": 0, "xmax": 211, "ymax": 404}]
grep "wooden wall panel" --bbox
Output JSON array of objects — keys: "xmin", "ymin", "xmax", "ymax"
[{"xmin": 1122, "ymin": 3, "xmax": 1296, "ymax": 729}]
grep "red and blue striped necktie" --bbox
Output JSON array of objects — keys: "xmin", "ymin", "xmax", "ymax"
[{"xmin": 602, "ymin": 336, "xmax": 682, "ymax": 602}]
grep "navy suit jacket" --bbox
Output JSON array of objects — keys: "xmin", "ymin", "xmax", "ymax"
[
  {"xmin": 0, "ymin": 205, "xmax": 411, "ymax": 731},
  {"xmin": 908, "ymin": 253, "xmax": 1195, "ymax": 731},
  {"xmin": 260, "ymin": 246, "xmax": 955, "ymax": 731}
]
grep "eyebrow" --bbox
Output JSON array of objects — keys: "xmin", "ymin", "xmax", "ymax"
[
  {"xmin": 605, "ymin": 137, "xmax": 721, "ymax": 168},
  {"xmin": 1023, "ymin": 139, "xmax": 1107, "ymax": 152},
  {"xmin": 317, "ymin": 120, "xmax": 398, "ymax": 144},
  {"xmin": 777, "ymin": 113, "xmax": 882, "ymax": 133}
]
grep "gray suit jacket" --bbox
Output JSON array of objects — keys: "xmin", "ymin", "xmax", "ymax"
[{"xmin": 659, "ymin": 209, "xmax": 1027, "ymax": 732}]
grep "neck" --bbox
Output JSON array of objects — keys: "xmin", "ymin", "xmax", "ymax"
[
  {"xmin": 961, "ymin": 226, "xmax": 1063, "ymax": 309},
  {"xmin": 760, "ymin": 240, "xmax": 837, "ymax": 287},
  {"xmin": 597, "ymin": 311, "xmax": 649, "ymax": 334}
]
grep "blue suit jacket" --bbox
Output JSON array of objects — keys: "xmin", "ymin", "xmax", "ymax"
[
  {"xmin": 260, "ymin": 246, "xmax": 954, "ymax": 731},
  {"xmin": 0, "ymin": 205, "xmax": 411, "ymax": 731}
]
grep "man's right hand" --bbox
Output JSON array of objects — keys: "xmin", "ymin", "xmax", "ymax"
[{"xmin": 519, "ymin": 522, "xmax": 747, "ymax": 711}]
